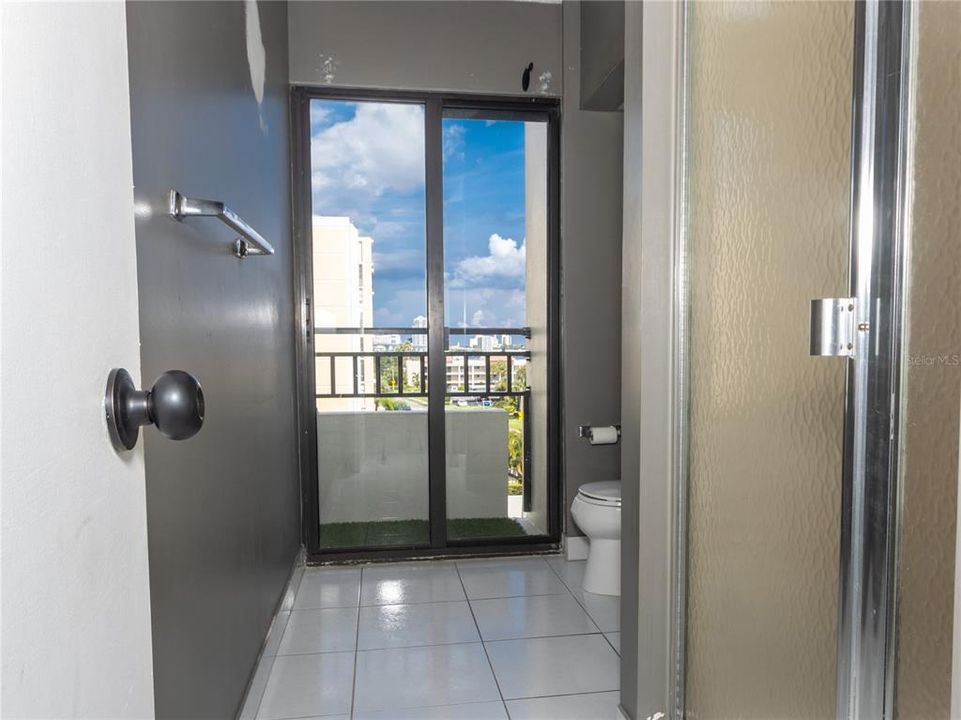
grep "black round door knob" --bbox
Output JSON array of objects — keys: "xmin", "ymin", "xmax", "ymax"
[{"xmin": 105, "ymin": 368, "xmax": 205, "ymax": 451}]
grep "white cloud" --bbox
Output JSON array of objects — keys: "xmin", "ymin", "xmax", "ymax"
[
  {"xmin": 444, "ymin": 123, "xmax": 466, "ymax": 161},
  {"xmin": 368, "ymin": 220, "xmax": 410, "ymax": 240},
  {"xmin": 452, "ymin": 234, "xmax": 526, "ymax": 287},
  {"xmin": 309, "ymin": 103, "xmax": 331, "ymax": 127},
  {"xmin": 311, "ymin": 103, "xmax": 425, "ymax": 198},
  {"xmin": 447, "ymin": 287, "xmax": 526, "ymax": 328},
  {"xmin": 373, "ymin": 288, "xmax": 428, "ymax": 325},
  {"xmin": 372, "ymin": 248, "xmax": 424, "ymax": 275}
]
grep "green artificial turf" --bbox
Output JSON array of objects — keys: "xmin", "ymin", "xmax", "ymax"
[
  {"xmin": 447, "ymin": 517, "xmax": 528, "ymax": 540},
  {"xmin": 318, "ymin": 516, "xmax": 529, "ymax": 548}
]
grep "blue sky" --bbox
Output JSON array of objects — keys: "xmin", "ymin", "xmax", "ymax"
[{"xmin": 310, "ymin": 99, "xmax": 528, "ymax": 328}]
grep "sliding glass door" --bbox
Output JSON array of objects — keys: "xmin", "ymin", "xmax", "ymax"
[
  {"xmin": 296, "ymin": 92, "xmax": 559, "ymax": 556},
  {"xmin": 442, "ymin": 111, "xmax": 551, "ymax": 541},
  {"xmin": 307, "ymin": 99, "xmax": 430, "ymax": 549}
]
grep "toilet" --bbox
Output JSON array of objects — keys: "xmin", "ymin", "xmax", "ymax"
[{"xmin": 570, "ymin": 480, "xmax": 622, "ymax": 596}]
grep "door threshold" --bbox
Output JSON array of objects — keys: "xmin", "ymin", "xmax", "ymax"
[{"xmin": 305, "ymin": 541, "xmax": 561, "ymax": 566}]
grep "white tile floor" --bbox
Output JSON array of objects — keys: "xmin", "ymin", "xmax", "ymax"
[{"xmin": 245, "ymin": 555, "xmax": 621, "ymax": 720}]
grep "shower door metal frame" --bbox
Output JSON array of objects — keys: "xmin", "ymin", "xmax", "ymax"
[
  {"xmin": 660, "ymin": 0, "xmax": 915, "ymax": 718},
  {"xmin": 836, "ymin": 1, "xmax": 913, "ymax": 717}
]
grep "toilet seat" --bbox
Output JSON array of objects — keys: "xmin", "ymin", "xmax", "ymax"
[{"xmin": 577, "ymin": 481, "xmax": 621, "ymax": 507}]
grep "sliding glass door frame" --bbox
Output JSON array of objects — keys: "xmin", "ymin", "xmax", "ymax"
[
  {"xmin": 656, "ymin": 1, "xmax": 915, "ymax": 718},
  {"xmin": 290, "ymin": 86, "xmax": 562, "ymax": 562}
]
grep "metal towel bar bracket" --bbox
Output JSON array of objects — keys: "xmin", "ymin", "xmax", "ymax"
[{"xmin": 168, "ymin": 189, "xmax": 275, "ymax": 258}]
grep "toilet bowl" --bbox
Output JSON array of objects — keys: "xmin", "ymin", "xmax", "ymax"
[{"xmin": 570, "ymin": 480, "xmax": 621, "ymax": 596}]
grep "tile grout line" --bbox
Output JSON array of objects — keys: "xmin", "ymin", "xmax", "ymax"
[
  {"xmin": 348, "ymin": 565, "xmax": 363, "ymax": 720},
  {"xmin": 482, "ymin": 630, "xmax": 609, "ymax": 646},
  {"xmin": 359, "ymin": 589, "xmax": 570, "ymax": 607},
  {"xmin": 602, "ymin": 631, "xmax": 620, "ymax": 657},
  {"xmin": 544, "ymin": 557, "xmax": 607, "ymax": 635},
  {"xmin": 274, "ymin": 631, "xmax": 610, "ymax": 663},
  {"xmin": 453, "ymin": 561, "xmax": 510, "ymax": 717},
  {"xmin": 495, "ymin": 688, "xmax": 623, "ymax": 705},
  {"xmin": 548, "ymin": 559, "xmax": 624, "ymax": 657}
]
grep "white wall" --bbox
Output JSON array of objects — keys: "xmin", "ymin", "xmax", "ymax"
[{"xmin": 1, "ymin": 3, "xmax": 155, "ymax": 717}]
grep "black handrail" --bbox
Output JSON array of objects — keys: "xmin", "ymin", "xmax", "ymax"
[
  {"xmin": 314, "ymin": 350, "xmax": 529, "ymax": 399},
  {"xmin": 313, "ymin": 326, "xmax": 532, "ymax": 338}
]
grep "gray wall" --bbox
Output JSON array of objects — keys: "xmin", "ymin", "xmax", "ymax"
[
  {"xmin": 561, "ymin": 1, "xmax": 623, "ymax": 537},
  {"xmin": 620, "ymin": 3, "xmax": 643, "ymax": 715},
  {"xmin": 289, "ymin": 1, "xmax": 562, "ymax": 96},
  {"xmin": 580, "ymin": 1, "xmax": 625, "ymax": 110},
  {"xmin": 125, "ymin": 2, "xmax": 300, "ymax": 717}
]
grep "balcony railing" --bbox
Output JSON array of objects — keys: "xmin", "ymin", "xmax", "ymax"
[
  {"xmin": 313, "ymin": 326, "xmax": 534, "ymax": 512},
  {"xmin": 313, "ymin": 327, "xmax": 531, "ymax": 399}
]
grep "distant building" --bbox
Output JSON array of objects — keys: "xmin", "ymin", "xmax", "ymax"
[
  {"xmin": 469, "ymin": 334, "xmax": 497, "ymax": 352},
  {"xmin": 312, "ymin": 216, "xmax": 374, "ymax": 411},
  {"xmin": 446, "ymin": 355, "xmax": 489, "ymax": 394},
  {"xmin": 412, "ymin": 315, "xmax": 428, "ymax": 351},
  {"xmin": 373, "ymin": 334, "xmax": 401, "ymax": 351}
]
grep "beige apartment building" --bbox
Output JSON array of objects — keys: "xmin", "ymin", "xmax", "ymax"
[{"xmin": 312, "ymin": 216, "xmax": 375, "ymax": 411}]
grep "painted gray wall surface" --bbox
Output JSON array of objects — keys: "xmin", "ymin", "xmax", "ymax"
[
  {"xmin": 620, "ymin": 4, "xmax": 643, "ymax": 716},
  {"xmin": 580, "ymin": 1, "xmax": 625, "ymax": 110},
  {"xmin": 125, "ymin": 2, "xmax": 300, "ymax": 717},
  {"xmin": 561, "ymin": 1, "xmax": 623, "ymax": 537},
  {"xmin": 288, "ymin": 1, "xmax": 562, "ymax": 96}
]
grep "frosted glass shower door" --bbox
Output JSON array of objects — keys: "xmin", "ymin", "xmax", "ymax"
[{"xmin": 683, "ymin": 1, "xmax": 854, "ymax": 717}]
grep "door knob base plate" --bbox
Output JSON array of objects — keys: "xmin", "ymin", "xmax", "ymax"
[{"xmin": 105, "ymin": 368, "xmax": 146, "ymax": 452}]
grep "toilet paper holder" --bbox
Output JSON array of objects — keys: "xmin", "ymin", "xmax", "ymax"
[{"xmin": 578, "ymin": 424, "xmax": 621, "ymax": 442}]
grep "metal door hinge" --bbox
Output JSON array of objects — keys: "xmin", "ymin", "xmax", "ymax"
[
  {"xmin": 810, "ymin": 297, "xmax": 856, "ymax": 357},
  {"xmin": 305, "ymin": 297, "xmax": 312, "ymax": 340}
]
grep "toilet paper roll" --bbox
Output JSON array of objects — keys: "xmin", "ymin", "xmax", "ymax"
[{"xmin": 588, "ymin": 426, "xmax": 619, "ymax": 445}]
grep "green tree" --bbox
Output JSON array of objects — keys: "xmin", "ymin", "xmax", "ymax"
[
  {"xmin": 490, "ymin": 358, "xmax": 508, "ymax": 391},
  {"xmin": 507, "ymin": 428, "xmax": 524, "ymax": 477},
  {"xmin": 493, "ymin": 396, "xmax": 517, "ymax": 415},
  {"xmin": 379, "ymin": 356, "xmax": 398, "ymax": 392},
  {"xmin": 513, "ymin": 363, "xmax": 527, "ymax": 390}
]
